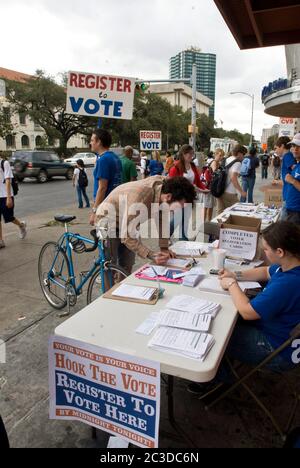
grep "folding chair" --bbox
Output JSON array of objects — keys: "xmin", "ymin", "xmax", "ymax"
[{"xmin": 202, "ymin": 324, "xmax": 300, "ymax": 440}]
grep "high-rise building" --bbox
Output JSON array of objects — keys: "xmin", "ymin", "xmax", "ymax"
[{"xmin": 169, "ymin": 47, "xmax": 216, "ymax": 120}]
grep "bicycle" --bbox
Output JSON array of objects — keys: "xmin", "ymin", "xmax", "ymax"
[{"xmin": 38, "ymin": 215, "xmax": 128, "ymax": 314}]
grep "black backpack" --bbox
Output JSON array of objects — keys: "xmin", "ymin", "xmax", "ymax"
[
  {"xmin": 210, "ymin": 158, "xmax": 239, "ymax": 198},
  {"xmin": 78, "ymin": 168, "xmax": 88, "ymax": 188},
  {"xmin": 1, "ymin": 159, "xmax": 19, "ymax": 196}
]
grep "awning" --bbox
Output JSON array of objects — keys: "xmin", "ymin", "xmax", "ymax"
[{"xmin": 214, "ymin": 0, "xmax": 300, "ymax": 49}]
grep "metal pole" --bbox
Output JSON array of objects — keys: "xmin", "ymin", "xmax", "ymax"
[
  {"xmin": 191, "ymin": 64, "xmax": 197, "ymax": 153},
  {"xmin": 250, "ymin": 94, "xmax": 254, "ymax": 148}
]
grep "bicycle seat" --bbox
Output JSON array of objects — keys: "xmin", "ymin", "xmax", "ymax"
[{"xmin": 54, "ymin": 215, "xmax": 77, "ymax": 224}]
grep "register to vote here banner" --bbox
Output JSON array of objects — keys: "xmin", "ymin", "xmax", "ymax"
[
  {"xmin": 49, "ymin": 336, "xmax": 160, "ymax": 448},
  {"xmin": 66, "ymin": 71, "xmax": 136, "ymax": 120}
]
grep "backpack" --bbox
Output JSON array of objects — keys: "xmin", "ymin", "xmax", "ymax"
[
  {"xmin": 210, "ymin": 158, "xmax": 239, "ymax": 199},
  {"xmin": 262, "ymin": 154, "xmax": 269, "ymax": 166},
  {"xmin": 240, "ymin": 157, "xmax": 252, "ymax": 177},
  {"xmin": 1, "ymin": 160, "xmax": 19, "ymax": 196},
  {"xmin": 273, "ymin": 155, "xmax": 281, "ymax": 168},
  {"xmin": 78, "ymin": 168, "xmax": 88, "ymax": 188}
]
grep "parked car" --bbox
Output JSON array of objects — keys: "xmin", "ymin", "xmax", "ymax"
[
  {"xmin": 10, "ymin": 151, "xmax": 74, "ymax": 183},
  {"xmin": 65, "ymin": 152, "xmax": 96, "ymax": 167}
]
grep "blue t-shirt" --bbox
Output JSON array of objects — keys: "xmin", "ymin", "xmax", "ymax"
[
  {"xmin": 149, "ymin": 160, "xmax": 164, "ymax": 176},
  {"xmin": 285, "ymin": 162, "xmax": 300, "ymax": 212},
  {"xmin": 282, "ymin": 151, "xmax": 296, "ymax": 201},
  {"xmin": 251, "ymin": 264, "xmax": 300, "ymax": 361},
  {"xmin": 93, "ymin": 151, "xmax": 122, "ymax": 200}
]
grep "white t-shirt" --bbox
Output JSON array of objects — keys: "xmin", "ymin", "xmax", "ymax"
[
  {"xmin": 0, "ymin": 158, "xmax": 13, "ymax": 198},
  {"xmin": 225, "ymin": 156, "xmax": 242, "ymax": 195},
  {"xmin": 73, "ymin": 167, "xmax": 80, "ymax": 185},
  {"xmin": 184, "ymin": 168, "xmax": 195, "ymax": 185}
]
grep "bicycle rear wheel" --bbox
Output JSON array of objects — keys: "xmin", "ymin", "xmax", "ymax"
[
  {"xmin": 87, "ymin": 264, "xmax": 128, "ymax": 305},
  {"xmin": 38, "ymin": 242, "xmax": 70, "ymax": 309}
]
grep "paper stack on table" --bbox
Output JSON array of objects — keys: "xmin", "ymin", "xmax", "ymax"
[
  {"xmin": 198, "ymin": 277, "xmax": 261, "ymax": 296},
  {"xmin": 166, "ymin": 295, "xmax": 221, "ymax": 318},
  {"xmin": 170, "ymin": 241, "xmax": 212, "ymax": 257},
  {"xmin": 182, "ymin": 266, "xmax": 206, "ymax": 287},
  {"xmin": 148, "ymin": 327, "xmax": 215, "ymax": 361},
  {"xmin": 157, "ymin": 309, "xmax": 212, "ymax": 332}
]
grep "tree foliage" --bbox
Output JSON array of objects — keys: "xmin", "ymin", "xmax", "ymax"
[
  {"xmin": 0, "ymin": 106, "xmax": 13, "ymax": 139},
  {"xmin": 6, "ymin": 70, "xmax": 97, "ymax": 154}
]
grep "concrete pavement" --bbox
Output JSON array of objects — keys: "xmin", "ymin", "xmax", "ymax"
[{"xmin": 0, "ymin": 176, "xmax": 298, "ymax": 448}]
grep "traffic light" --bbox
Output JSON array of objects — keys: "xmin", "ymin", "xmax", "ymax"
[{"xmin": 135, "ymin": 82, "xmax": 150, "ymax": 94}]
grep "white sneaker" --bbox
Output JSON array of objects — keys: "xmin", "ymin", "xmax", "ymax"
[{"xmin": 19, "ymin": 221, "xmax": 27, "ymax": 240}]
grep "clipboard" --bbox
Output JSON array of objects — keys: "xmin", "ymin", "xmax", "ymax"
[{"xmin": 102, "ymin": 283, "xmax": 160, "ymax": 305}]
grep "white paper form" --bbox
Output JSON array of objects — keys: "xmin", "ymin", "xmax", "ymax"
[
  {"xmin": 166, "ymin": 295, "xmax": 221, "ymax": 317},
  {"xmin": 198, "ymin": 277, "xmax": 261, "ymax": 295},
  {"xmin": 158, "ymin": 309, "xmax": 212, "ymax": 332},
  {"xmin": 135, "ymin": 312, "xmax": 161, "ymax": 336},
  {"xmin": 165, "ymin": 258, "xmax": 193, "ymax": 269},
  {"xmin": 148, "ymin": 327, "xmax": 215, "ymax": 360},
  {"xmin": 112, "ymin": 284, "xmax": 156, "ymax": 301}
]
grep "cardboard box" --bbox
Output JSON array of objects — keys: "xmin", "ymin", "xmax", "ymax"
[
  {"xmin": 219, "ymin": 215, "xmax": 262, "ymax": 261},
  {"xmin": 264, "ymin": 189, "xmax": 283, "ymax": 208}
]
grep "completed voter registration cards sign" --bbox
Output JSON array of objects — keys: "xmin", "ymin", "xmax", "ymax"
[
  {"xmin": 49, "ymin": 336, "xmax": 160, "ymax": 448},
  {"xmin": 140, "ymin": 131, "xmax": 162, "ymax": 151},
  {"xmin": 66, "ymin": 71, "xmax": 136, "ymax": 120}
]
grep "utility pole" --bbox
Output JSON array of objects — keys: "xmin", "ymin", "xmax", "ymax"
[{"xmin": 191, "ymin": 64, "xmax": 197, "ymax": 153}]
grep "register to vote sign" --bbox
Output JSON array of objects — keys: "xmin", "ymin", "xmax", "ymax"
[
  {"xmin": 140, "ymin": 131, "xmax": 162, "ymax": 151},
  {"xmin": 49, "ymin": 336, "xmax": 160, "ymax": 448},
  {"xmin": 66, "ymin": 71, "xmax": 136, "ymax": 120}
]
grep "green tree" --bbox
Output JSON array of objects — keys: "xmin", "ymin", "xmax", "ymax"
[
  {"xmin": 6, "ymin": 70, "xmax": 97, "ymax": 155},
  {"xmin": 268, "ymin": 133, "xmax": 278, "ymax": 151},
  {"xmin": 0, "ymin": 106, "xmax": 14, "ymax": 139}
]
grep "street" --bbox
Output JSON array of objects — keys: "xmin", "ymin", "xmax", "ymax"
[{"xmin": 14, "ymin": 168, "xmax": 94, "ymax": 218}]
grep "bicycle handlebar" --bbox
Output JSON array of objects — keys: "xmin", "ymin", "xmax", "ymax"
[{"xmin": 85, "ymin": 230, "xmax": 99, "ymax": 253}]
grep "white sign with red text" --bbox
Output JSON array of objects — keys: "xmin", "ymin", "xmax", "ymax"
[
  {"xmin": 66, "ymin": 71, "xmax": 136, "ymax": 120},
  {"xmin": 279, "ymin": 117, "xmax": 295, "ymax": 138},
  {"xmin": 49, "ymin": 336, "xmax": 160, "ymax": 448},
  {"xmin": 140, "ymin": 131, "xmax": 162, "ymax": 151}
]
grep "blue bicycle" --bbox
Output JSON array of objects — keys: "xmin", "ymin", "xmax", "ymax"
[{"xmin": 38, "ymin": 215, "xmax": 128, "ymax": 312}]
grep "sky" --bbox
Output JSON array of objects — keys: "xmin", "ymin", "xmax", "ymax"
[{"xmin": 0, "ymin": 0, "xmax": 287, "ymax": 140}]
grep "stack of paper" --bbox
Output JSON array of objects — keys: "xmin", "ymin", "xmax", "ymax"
[
  {"xmin": 158, "ymin": 309, "xmax": 212, "ymax": 332},
  {"xmin": 166, "ymin": 295, "xmax": 221, "ymax": 318},
  {"xmin": 164, "ymin": 258, "xmax": 193, "ymax": 269},
  {"xmin": 112, "ymin": 284, "xmax": 157, "ymax": 301},
  {"xmin": 170, "ymin": 241, "xmax": 212, "ymax": 257},
  {"xmin": 148, "ymin": 327, "xmax": 215, "ymax": 361},
  {"xmin": 182, "ymin": 266, "xmax": 206, "ymax": 288},
  {"xmin": 198, "ymin": 277, "xmax": 261, "ymax": 296}
]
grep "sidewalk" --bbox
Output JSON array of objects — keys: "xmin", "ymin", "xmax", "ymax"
[{"xmin": 0, "ymin": 181, "xmax": 297, "ymax": 448}]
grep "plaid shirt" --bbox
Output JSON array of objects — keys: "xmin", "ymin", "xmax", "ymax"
[{"xmin": 95, "ymin": 176, "xmax": 169, "ymax": 258}]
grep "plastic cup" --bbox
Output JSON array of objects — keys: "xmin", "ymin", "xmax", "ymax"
[{"xmin": 212, "ymin": 249, "xmax": 227, "ymax": 270}]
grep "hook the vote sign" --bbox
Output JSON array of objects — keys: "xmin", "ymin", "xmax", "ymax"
[{"xmin": 66, "ymin": 71, "xmax": 136, "ymax": 120}]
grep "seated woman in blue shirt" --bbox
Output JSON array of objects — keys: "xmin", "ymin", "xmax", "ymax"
[{"xmin": 188, "ymin": 221, "xmax": 300, "ymax": 394}]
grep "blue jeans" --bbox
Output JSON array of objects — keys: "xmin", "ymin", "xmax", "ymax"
[
  {"xmin": 261, "ymin": 167, "xmax": 268, "ymax": 179},
  {"xmin": 76, "ymin": 185, "xmax": 90, "ymax": 208},
  {"xmin": 215, "ymin": 320, "xmax": 296, "ymax": 384},
  {"xmin": 170, "ymin": 208, "xmax": 191, "ymax": 241},
  {"xmin": 241, "ymin": 177, "xmax": 256, "ymax": 203}
]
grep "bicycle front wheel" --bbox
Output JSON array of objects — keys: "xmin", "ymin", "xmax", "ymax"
[
  {"xmin": 38, "ymin": 241, "xmax": 70, "ymax": 309},
  {"xmin": 87, "ymin": 264, "xmax": 128, "ymax": 305}
]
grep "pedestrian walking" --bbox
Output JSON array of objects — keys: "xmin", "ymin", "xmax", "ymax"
[
  {"xmin": 164, "ymin": 151, "xmax": 174, "ymax": 176},
  {"xmin": 73, "ymin": 159, "xmax": 90, "ymax": 209},
  {"xmin": 0, "ymin": 156, "xmax": 26, "ymax": 248},
  {"xmin": 284, "ymin": 133, "xmax": 300, "ymax": 224},
  {"xmin": 261, "ymin": 150, "xmax": 270, "ymax": 179},
  {"xmin": 140, "ymin": 152, "xmax": 150, "ymax": 179},
  {"xmin": 272, "ymin": 152, "xmax": 282, "ymax": 180},
  {"xmin": 240, "ymin": 147, "xmax": 260, "ymax": 203}
]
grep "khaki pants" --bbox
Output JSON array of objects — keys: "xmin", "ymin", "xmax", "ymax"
[
  {"xmin": 217, "ymin": 193, "xmax": 239, "ymax": 215},
  {"xmin": 106, "ymin": 237, "xmax": 136, "ymax": 275}
]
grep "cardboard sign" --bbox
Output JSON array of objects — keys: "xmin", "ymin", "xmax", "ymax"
[
  {"xmin": 219, "ymin": 215, "xmax": 261, "ymax": 260},
  {"xmin": 66, "ymin": 71, "xmax": 136, "ymax": 120},
  {"xmin": 264, "ymin": 189, "xmax": 283, "ymax": 208},
  {"xmin": 140, "ymin": 131, "xmax": 162, "ymax": 151},
  {"xmin": 49, "ymin": 336, "xmax": 160, "ymax": 448}
]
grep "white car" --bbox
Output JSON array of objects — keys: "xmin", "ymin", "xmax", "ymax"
[{"xmin": 65, "ymin": 152, "xmax": 96, "ymax": 167}]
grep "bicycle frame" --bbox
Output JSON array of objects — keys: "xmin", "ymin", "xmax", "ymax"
[{"xmin": 49, "ymin": 229, "xmax": 107, "ymax": 295}]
